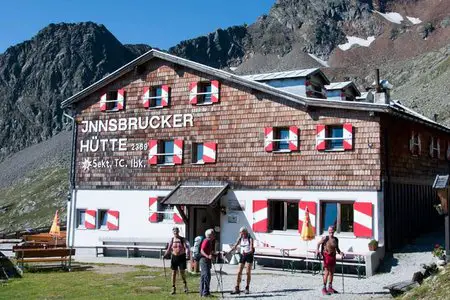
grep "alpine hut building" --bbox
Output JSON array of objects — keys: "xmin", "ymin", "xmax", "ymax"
[{"xmin": 62, "ymin": 50, "xmax": 449, "ymax": 276}]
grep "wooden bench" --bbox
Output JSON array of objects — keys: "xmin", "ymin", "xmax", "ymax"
[
  {"xmin": 13, "ymin": 248, "xmax": 75, "ymax": 269},
  {"xmin": 93, "ymin": 244, "xmax": 166, "ymax": 258},
  {"xmin": 81, "ymin": 238, "xmax": 168, "ymax": 258}
]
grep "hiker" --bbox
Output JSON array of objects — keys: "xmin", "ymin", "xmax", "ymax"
[
  {"xmin": 199, "ymin": 228, "xmax": 216, "ymax": 297},
  {"xmin": 226, "ymin": 226, "xmax": 254, "ymax": 295},
  {"xmin": 163, "ymin": 226, "xmax": 190, "ymax": 295},
  {"xmin": 191, "ymin": 235, "xmax": 204, "ymax": 273},
  {"xmin": 316, "ymin": 226, "xmax": 345, "ymax": 295}
]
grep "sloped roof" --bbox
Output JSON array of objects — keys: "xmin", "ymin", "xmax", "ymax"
[
  {"xmin": 161, "ymin": 182, "xmax": 229, "ymax": 206},
  {"xmin": 325, "ymin": 81, "xmax": 361, "ymax": 96},
  {"xmin": 61, "ymin": 50, "xmax": 450, "ymax": 133},
  {"xmin": 242, "ymin": 69, "xmax": 318, "ymax": 81}
]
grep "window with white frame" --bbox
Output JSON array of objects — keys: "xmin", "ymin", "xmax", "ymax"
[
  {"xmin": 274, "ymin": 127, "xmax": 290, "ymax": 151},
  {"xmin": 321, "ymin": 201, "xmax": 354, "ymax": 234},
  {"xmin": 149, "ymin": 86, "xmax": 163, "ymax": 107},
  {"xmin": 106, "ymin": 91, "xmax": 119, "ymax": 111},
  {"xmin": 197, "ymin": 82, "xmax": 212, "ymax": 104},
  {"xmin": 429, "ymin": 137, "xmax": 440, "ymax": 158},
  {"xmin": 158, "ymin": 140, "xmax": 174, "ymax": 165},
  {"xmin": 326, "ymin": 126, "xmax": 344, "ymax": 150},
  {"xmin": 76, "ymin": 209, "xmax": 86, "ymax": 229},
  {"xmin": 409, "ymin": 131, "xmax": 421, "ymax": 155},
  {"xmin": 268, "ymin": 200, "xmax": 298, "ymax": 231},
  {"xmin": 97, "ymin": 209, "xmax": 108, "ymax": 229},
  {"xmin": 156, "ymin": 198, "xmax": 175, "ymax": 221}
]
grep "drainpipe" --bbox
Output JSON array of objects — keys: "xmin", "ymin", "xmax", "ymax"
[
  {"xmin": 382, "ymin": 125, "xmax": 391, "ymax": 251},
  {"xmin": 63, "ymin": 110, "xmax": 78, "ymax": 271}
]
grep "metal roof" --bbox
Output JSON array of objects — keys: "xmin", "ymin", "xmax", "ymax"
[
  {"xmin": 241, "ymin": 69, "xmax": 319, "ymax": 81},
  {"xmin": 325, "ymin": 81, "xmax": 353, "ymax": 90}
]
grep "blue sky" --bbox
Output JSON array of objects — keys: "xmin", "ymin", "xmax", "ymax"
[{"xmin": 0, "ymin": 0, "xmax": 275, "ymax": 53}]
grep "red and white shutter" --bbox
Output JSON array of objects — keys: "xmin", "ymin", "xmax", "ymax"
[
  {"xmin": 289, "ymin": 126, "xmax": 299, "ymax": 151},
  {"xmin": 148, "ymin": 140, "xmax": 158, "ymax": 165},
  {"xmin": 148, "ymin": 197, "xmax": 159, "ymax": 223},
  {"xmin": 211, "ymin": 80, "xmax": 220, "ymax": 103},
  {"xmin": 316, "ymin": 124, "xmax": 326, "ymax": 151},
  {"xmin": 203, "ymin": 142, "xmax": 217, "ymax": 163},
  {"xmin": 264, "ymin": 127, "xmax": 274, "ymax": 152},
  {"xmin": 117, "ymin": 89, "xmax": 125, "ymax": 110},
  {"xmin": 161, "ymin": 85, "xmax": 170, "ymax": 107},
  {"xmin": 106, "ymin": 210, "xmax": 119, "ymax": 230},
  {"xmin": 173, "ymin": 139, "xmax": 184, "ymax": 165},
  {"xmin": 85, "ymin": 210, "xmax": 96, "ymax": 229},
  {"xmin": 354, "ymin": 202, "xmax": 373, "ymax": 238},
  {"xmin": 343, "ymin": 123, "xmax": 353, "ymax": 150},
  {"xmin": 189, "ymin": 82, "xmax": 198, "ymax": 104},
  {"xmin": 298, "ymin": 201, "xmax": 316, "ymax": 235},
  {"xmin": 174, "ymin": 206, "xmax": 184, "ymax": 224},
  {"xmin": 142, "ymin": 87, "xmax": 150, "ymax": 108},
  {"xmin": 100, "ymin": 93, "xmax": 107, "ymax": 111},
  {"xmin": 252, "ymin": 200, "xmax": 268, "ymax": 233}
]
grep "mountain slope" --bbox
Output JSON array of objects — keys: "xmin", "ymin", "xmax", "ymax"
[{"xmin": 0, "ymin": 22, "xmax": 151, "ymax": 162}]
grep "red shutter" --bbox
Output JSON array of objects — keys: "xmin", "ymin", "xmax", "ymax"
[
  {"xmin": 100, "ymin": 93, "xmax": 107, "ymax": 111},
  {"xmin": 189, "ymin": 82, "xmax": 198, "ymax": 104},
  {"xmin": 117, "ymin": 89, "xmax": 125, "ymax": 110},
  {"xmin": 354, "ymin": 202, "xmax": 373, "ymax": 238},
  {"xmin": 203, "ymin": 142, "xmax": 217, "ymax": 163},
  {"xmin": 85, "ymin": 210, "xmax": 96, "ymax": 229},
  {"xmin": 316, "ymin": 125, "xmax": 326, "ymax": 150},
  {"xmin": 174, "ymin": 206, "xmax": 184, "ymax": 224},
  {"xmin": 161, "ymin": 85, "xmax": 170, "ymax": 107},
  {"xmin": 106, "ymin": 210, "xmax": 119, "ymax": 230},
  {"xmin": 148, "ymin": 140, "xmax": 158, "ymax": 165},
  {"xmin": 264, "ymin": 127, "xmax": 274, "ymax": 152},
  {"xmin": 211, "ymin": 80, "xmax": 220, "ymax": 103},
  {"xmin": 173, "ymin": 139, "xmax": 183, "ymax": 165},
  {"xmin": 252, "ymin": 200, "xmax": 268, "ymax": 233},
  {"xmin": 343, "ymin": 123, "xmax": 353, "ymax": 150},
  {"xmin": 289, "ymin": 126, "xmax": 299, "ymax": 151},
  {"xmin": 142, "ymin": 87, "xmax": 150, "ymax": 108},
  {"xmin": 148, "ymin": 197, "xmax": 159, "ymax": 223},
  {"xmin": 298, "ymin": 201, "xmax": 316, "ymax": 235}
]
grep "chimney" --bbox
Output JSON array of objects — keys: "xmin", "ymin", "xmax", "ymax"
[
  {"xmin": 373, "ymin": 69, "xmax": 390, "ymax": 105},
  {"xmin": 376, "ymin": 69, "xmax": 381, "ymax": 93},
  {"xmin": 434, "ymin": 114, "xmax": 439, "ymax": 122}
]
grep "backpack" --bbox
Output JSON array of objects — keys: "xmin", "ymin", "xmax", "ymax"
[{"xmin": 192, "ymin": 236, "xmax": 205, "ymax": 260}]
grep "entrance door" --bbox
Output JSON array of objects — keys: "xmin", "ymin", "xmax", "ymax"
[{"xmin": 193, "ymin": 207, "xmax": 220, "ymax": 248}]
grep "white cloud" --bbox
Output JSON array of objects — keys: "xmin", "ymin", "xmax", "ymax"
[{"xmin": 338, "ymin": 36, "xmax": 376, "ymax": 51}]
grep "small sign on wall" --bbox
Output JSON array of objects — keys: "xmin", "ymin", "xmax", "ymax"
[
  {"xmin": 227, "ymin": 197, "xmax": 244, "ymax": 211},
  {"xmin": 228, "ymin": 213, "xmax": 238, "ymax": 223}
]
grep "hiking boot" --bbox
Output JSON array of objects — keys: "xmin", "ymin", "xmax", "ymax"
[
  {"xmin": 244, "ymin": 287, "xmax": 250, "ymax": 294},
  {"xmin": 322, "ymin": 287, "xmax": 330, "ymax": 295},
  {"xmin": 230, "ymin": 287, "xmax": 240, "ymax": 295},
  {"xmin": 184, "ymin": 283, "xmax": 189, "ymax": 293},
  {"xmin": 171, "ymin": 286, "xmax": 176, "ymax": 295},
  {"xmin": 327, "ymin": 286, "xmax": 338, "ymax": 294}
]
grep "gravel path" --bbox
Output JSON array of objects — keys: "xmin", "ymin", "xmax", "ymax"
[{"xmin": 75, "ymin": 228, "xmax": 444, "ymax": 299}]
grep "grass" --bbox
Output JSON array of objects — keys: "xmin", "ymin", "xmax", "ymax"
[
  {"xmin": 0, "ymin": 264, "xmax": 207, "ymax": 299},
  {"xmin": 401, "ymin": 264, "xmax": 450, "ymax": 299},
  {"xmin": 0, "ymin": 166, "xmax": 68, "ymax": 233}
]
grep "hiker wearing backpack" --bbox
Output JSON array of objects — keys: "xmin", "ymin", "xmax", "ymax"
[
  {"xmin": 191, "ymin": 235, "xmax": 204, "ymax": 273},
  {"xmin": 226, "ymin": 226, "xmax": 254, "ymax": 295},
  {"xmin": 199, "ymin": 228, "xmax": 216, "ymax": 297},
  {"xmin": 316, "ymin": 226, "xmax": 345, "ymax": 295},
  {"xmin": 163, "ymin": 226, "xmax": 190, "ymax": 295}
]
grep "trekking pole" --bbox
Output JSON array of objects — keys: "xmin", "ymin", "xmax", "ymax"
[
  {"xmin": 162, "ymin": 256, "xmax": 167, "ymax": 280},
  {"xmin": 341, "ymin": 256, "xmax": 345, "ymax": 294}
]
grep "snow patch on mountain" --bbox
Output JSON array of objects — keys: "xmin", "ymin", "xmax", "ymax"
[{"xmin": 338, "ymin": 36, "xmax": 376, "ymax": 51}]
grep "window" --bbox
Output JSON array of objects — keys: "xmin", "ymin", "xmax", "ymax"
[
  {"xmin": 429, "ymin": 137, "xmax": 440, "ymax": 158},
  {"xmin": 327, "ymin": 126, "xmax": 344, "ymax": 150},
  {"xmin": 321, "ymin": 202, "xmax": 354, "ymax": 234},
  {"xmin": 269, "ymin": 200, "xmax": 298, "ymax": 231},
  {"xmin": 150, "ymin": 87, "xmax": 162, "ymax": 107},
  {"xmin": 306, "ymin": 80, "xmax": 326, "ymax": 99},
  {"xmin": 198, "ymin": 82, "xmax": 212, "ymax": 104},
  {"xmin": 192, "ymin": 143, "xmax": 204, "ymax": 164},
  {"xmin": 156, "ymin": 198, "xmax": 174, "ymax": 221},
  {"xmin": 158, "ymin": 140, "xmax": 174, "ymax": 165},
  {"xmin": 76, "ymin": 209, "xmax": 86, "ymax": 229},
  {"xmin": 274, "ymin": 128, "xmax": 290, "ymax": 151},
  {"xmin": 98, "ymin": 210, "xmax": 108, "ymax": 229},
  {"xmin": 409, "ymin": 131, "xmax": 421, "ymax": 155},
  {"xmin": 106, "ymin": 91, "xmax": 119, "ymax": 111}
]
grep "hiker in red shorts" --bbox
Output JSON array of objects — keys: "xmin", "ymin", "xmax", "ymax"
[{"xmin": 316, "ymin": 226, "xmax": 344, "ymax": 295}]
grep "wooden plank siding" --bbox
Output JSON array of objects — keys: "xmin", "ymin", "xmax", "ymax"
[{"xmin": 73, "ymin": 58, "xmax": 382, "ymax": 190}]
